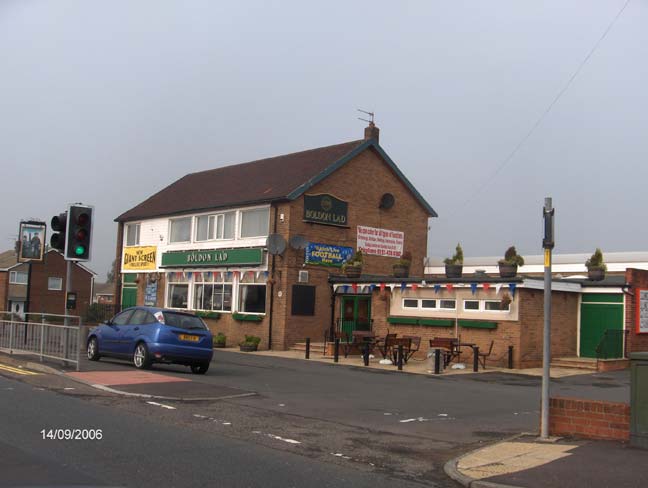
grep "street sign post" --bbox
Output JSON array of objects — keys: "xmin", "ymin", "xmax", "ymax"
[{"xmin": 541, "ymin": 197, "xmax": 555, "ymax": 439}]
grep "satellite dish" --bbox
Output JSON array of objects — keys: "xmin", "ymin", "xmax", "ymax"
[
  {"xmin": 267, "ymin": 234, "xmax": 287, "ymax": 255},
  {"xmin": 379, "ymin": 193, "xmax": 395, "ymax": 209},
  {"xmin": 289, "ymin": 235, "xmax": 309, "ymax": 250}
]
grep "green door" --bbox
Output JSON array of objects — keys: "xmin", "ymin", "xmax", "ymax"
[
  {"xmin": 340, "ymin": 296, "xmax": 371, "ymax": 337},
  {"xmin": 579, "ymin": 294, "xmax": 624, "ymax": 358},
  {"xmin": 121, "ymin": 287, "xmax": 137, "ymax": 309}
]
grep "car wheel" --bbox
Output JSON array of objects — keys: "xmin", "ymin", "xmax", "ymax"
[
  {"xmin": 133, "ymin": 342, "xmax": 152, "ymax": 369},
  {"xmin": 190, "ymin": 362, "xmax": 209, "ymax": 375},
  {"xmin": 87, "ymin": 337, "xmax": 101, "ymax": 361}
]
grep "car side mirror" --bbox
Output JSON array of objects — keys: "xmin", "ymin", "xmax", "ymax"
[{"xmin": 105, "ymin": 319, "xmax": 113, "ymax": 326}]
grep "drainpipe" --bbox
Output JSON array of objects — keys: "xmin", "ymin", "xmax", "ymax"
[
  {"xmin": 267, "ymin": 206, "xmax": 278, "ymax": 350},
  {"xmin": 330, "ymin": 283, "xmax": 336, "ymax": 339}
]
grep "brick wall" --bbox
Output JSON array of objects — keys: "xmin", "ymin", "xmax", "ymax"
[
  {"xmin": 625, "ymin": 268, "xmax": 648, "ymax": 353},
  {"xmin": 28, "ymin": 251, "xmax": 94, "ymax": 318},
  {"xmin": 0, "ymin": 271, "xmax": 7, "ymax": 311},
  {"xmin": 273, "ymin": 147, "xmax": 431, "ymax": 349},
  {"xmin": 549, "ymin": 396, "xmax": 630, "ymax": 441},
  {"xmin": 518, "ymin": 288, "xmax": 579, "ymax": 368}
]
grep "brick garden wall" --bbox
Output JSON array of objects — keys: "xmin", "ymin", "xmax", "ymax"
[
  {"xmin": 549, "ymin": 396, "xmax": 630, "ymax": 441},
  {"xmin": 625, "ymin": 268, "xmax": 648, "ymax": 353}
]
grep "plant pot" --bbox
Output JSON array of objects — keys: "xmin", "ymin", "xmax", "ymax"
[
  {"xmin": 587, "ymin": 267, "xmax": 605, "ymax": 281},
  {"xmin": 498, "ymin": 263, "xmax": 518, "ymax": 278},
  {"xmin": 239, "ymin": 344, "xmax": 258, "ymax": 352},
  {"xmin": 445, "ymin": 264, "xmax": 463, "ymax": 278},
  {"xmin": 393, "ymin": 264, "xmax": 410, "ymax": 278},
  {"xmin": 344, "ymin": 265, "xmax": 362, "ymax": 278},
  {"xmin": 213, "ymin": 343, "xmax": 226, "ymax": 349}
]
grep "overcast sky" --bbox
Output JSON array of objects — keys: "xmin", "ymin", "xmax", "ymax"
[{"xmin": 1, "ymin": 0, "xmax": 646, "ymax": 280}]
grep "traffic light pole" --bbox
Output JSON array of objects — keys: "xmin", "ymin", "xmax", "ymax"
[
  {"xmin": 541, "ymin": 197, "xmax": 555, "ymax": 439},
  {"xmin": 63, "ymin": 260, "xmax": 72, "ymax": 362}
]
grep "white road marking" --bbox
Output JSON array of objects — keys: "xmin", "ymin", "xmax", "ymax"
[
  {"xmin": 63, "ymin": 387, "xmax": 75, "ymax": 390},
  {"xmin": 146, "ymin": 401, "xmax": 176, "ymax": 410}
]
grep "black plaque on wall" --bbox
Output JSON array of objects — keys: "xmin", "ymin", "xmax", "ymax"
[
  {"xmin": 291, "ymin": 285, "xmax": 316, "ymax": 316},
  {"xmin": 303, "ymin": 194, "xmax": 348, "ymax": 227}
]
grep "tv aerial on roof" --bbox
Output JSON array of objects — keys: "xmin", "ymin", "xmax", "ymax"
[
  {"xmin": 267, "ymin": 233, "xmax": 286, "ymax": 255},
  {"xmin": 289, "ymin": 235, "xmax": 308, "ymax": 250},
  {"xmin": 357, "ymin": 108, "xmax": 375, "ymax": 124}
]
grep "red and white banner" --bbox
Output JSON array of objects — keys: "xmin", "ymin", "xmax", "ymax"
[{"xmin": 357, "ymin": 225, "xmax": 404, "ymax": 257}]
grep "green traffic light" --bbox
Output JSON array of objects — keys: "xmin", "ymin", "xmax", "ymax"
[{"xmin": 75, "ymin": 245, "xmax": 86, "ymax": 256}]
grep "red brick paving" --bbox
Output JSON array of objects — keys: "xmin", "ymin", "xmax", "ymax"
[{"xmin": 67, "ymin": 371, "xmax": 191, "ymax": 386}]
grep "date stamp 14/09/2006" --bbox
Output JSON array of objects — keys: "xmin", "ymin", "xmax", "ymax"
[{"xmin": 41, "ymin": 429, "xmax": 103, "ymax": 440}]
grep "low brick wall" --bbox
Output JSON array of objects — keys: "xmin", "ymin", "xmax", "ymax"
[{"xmin": 549, "ymin": 396, "xmax": 630, "ymax": 441}]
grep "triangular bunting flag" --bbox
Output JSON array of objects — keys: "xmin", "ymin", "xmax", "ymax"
[
  {"xmin": 256, "ymin": 271, "xmax": 261, "ymax": 280},
  {"xmin": 434, "ymin": 284, "xmax": 441, "ymax": 294},
  {"xmin": 446, "ymin": 284, "xmax": 454, "ymax": 292},
  {"xmin": 379, "ymin": 283, "xmax": 386, "ymax": 292},
  {"xmin": 495, "ymin": 283, "xmax": 502, "ymax": 294},
  {"xmin": 483, "ymin": 283, "xmax": 491, "ymax": 291},
  {"xmin": 369, "ymin": 284, "xmax": 376, "ymax": 292},
  {"xmin": 187, "ymin": 272, "xmax": 193, "ymax": 279},
  {"xmin": 400, "ymin": 282, "xmax": 407, "ymax": 292},
  {"xmin": 421, "ymin": 280, "xmax": 427, "ymax": 286},
  {"xmin": 389, "ymin": 284, "xmax": 396, "ymax": 292},
  {"xmin": 351, "ymin": 283, "xmax": 358, "ymax": 293},
  {"xmin": 412, "ymin": 283, "xmax": 418, "ymax": 291},
  {"xmin": 470, "ymin": 283, "xmax": 477, "ymax": 295},
  {"xmin": 509, "ymin": 283, "xmax": 517, "ymax": 297},
  {"xmin": 342, "ymin": 285, "xmax": 349, "ymax": 293}
]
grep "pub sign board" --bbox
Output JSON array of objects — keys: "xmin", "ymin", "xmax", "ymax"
[
  {"xmin": 303, "ymin": 194, "xmax": 348, "ymax": 227},
  {"xmin": 161, "ymin": 248, "xmax": 263, "ymax": 268},
  {"xmin": 305, "ymin": 242, "xmax": 354, "ymax": 267}
]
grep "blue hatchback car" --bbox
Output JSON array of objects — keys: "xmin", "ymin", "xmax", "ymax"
[{"xmin": 87, "ymin": 307, "xmax": 214, "ymax": 374}]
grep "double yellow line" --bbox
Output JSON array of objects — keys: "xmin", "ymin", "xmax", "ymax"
[{"xmin": 0, "ymin": 363, "xmax": 39, "ymax": 375}]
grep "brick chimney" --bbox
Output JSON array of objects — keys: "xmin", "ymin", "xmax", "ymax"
[{"xmin": 364, "ymin": 122, "xmax": 379, "ymax": 143}]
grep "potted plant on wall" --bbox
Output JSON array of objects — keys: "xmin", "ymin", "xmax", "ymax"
[
  {"xmin": 498, "ymin": 246, "xmax": 524, "ymax": 278},
  {"xmin": 342, "ymin": 250, "xmax": 364, "ymax": 278},
  {"xmin": 585, "ymin": 248, "xmax": 607, "ymax": 281},
  {"xmin": 393, "ymin": 251, "xmax": 412, "ymax": 278},
  {"xmin": 239, "ymin": 335, "xmax": 261, "ymax": 352},
  {"xmin": 213, "ymin": 332, "xmax": 226, "ymax": 349},
  {"xmin": 444, "ymin": 243, "xmax": 464, "ymax": 278}
]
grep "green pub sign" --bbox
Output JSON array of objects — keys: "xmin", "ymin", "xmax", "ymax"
[
  {"xmin": 303, "ymin": 194, "xmax": 348, "ymax": 227},
  {"xmin": 161, "ymin": 248, "xmax": 263, "ymax": 268}
]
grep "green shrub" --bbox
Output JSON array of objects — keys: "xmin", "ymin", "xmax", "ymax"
[
  {"xmin": 213, "ymin": 332, "xmax": 226, "ymax": 345},
  {"xmin": 443, "ymin": 243, "xmax": 464, "ymax": 265},
  {"xmin": 240, "ymin": 335, "xmax": 261, "ymax": 347},
  {"xmin": 586, "ymin": 248, "xmax": 607, "ymax": 271},
  {"xmin": 498, "ymin": 246, "xmax": 524, "ymax": 267}
]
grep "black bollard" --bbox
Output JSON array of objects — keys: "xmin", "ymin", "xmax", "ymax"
[
  {"xmin": 473, "ymin": 346, "xmax": 479, "ymax": 372},
  {"xmin": 434, "ymin": 348, "xmax": 441, "ymax": 374},
  {"xmin": 305, "ymin": 338, "xmax": 310, "ymax": 359},
  {"xmin": 334, "ymin": 338, "xmax": 340, "ymax": 363},
  {"xmin": 508, "ymin": 345, "xmax": 514, "ymax": 369},
  {"xmin": 363, "ymin": 343, "xmax": 369, "ymax": 366},
  {"xmin": 397, "ymin": 345, "xmax": 404, "ymax": 371}
]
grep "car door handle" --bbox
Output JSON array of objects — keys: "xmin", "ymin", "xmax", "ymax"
[{"xmin": 134, "ymin": 327, "xmax": 139, "ymax": 331}]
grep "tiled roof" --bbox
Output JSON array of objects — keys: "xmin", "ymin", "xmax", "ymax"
[
  {"xmin": 116, "ymin": 138, "xmax": 437, "ymax": 222},
  {"xmin": 0, "ymin": 250, "xmax": 18, "ymax": 270}
]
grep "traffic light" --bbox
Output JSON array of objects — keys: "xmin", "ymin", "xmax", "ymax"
[
  {"xmin": 65, "ymin": 204, "xmax": 93, "ymax": 261},
  {"xmin": 50, "ymin": 212, "xmax": 67, "ymax": 252}
]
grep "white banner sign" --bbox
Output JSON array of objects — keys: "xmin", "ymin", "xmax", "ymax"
[{"xmin": 357, "ymin": 225, "xmax": 404, "ymax": 257}]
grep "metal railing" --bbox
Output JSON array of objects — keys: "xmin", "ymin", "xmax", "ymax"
[
  {"xmin": 595, "ymin": 329, "xmax": 629, "ymax": 360},
  {"xmin": 0, "ymin": 312, "xmax": 83, "ymax": 371}
]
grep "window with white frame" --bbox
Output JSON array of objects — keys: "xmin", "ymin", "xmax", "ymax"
[
  {"xmin": 240, "ymin": 208, "xmax": 270, "ymax": 238},
  {"xmin": 463, "ymin": 299, "xmax": 480, "ymax": 311},
  {"xmin": 485, "ymin": 299, "xmax": 510, "ymax": 312},
  {"xmin": 402, "ymin": 298, "xmax": 419, "ymax": 309},
  {"xmin": 125, "ymin": 223, "xmax": 140, "ymax": 246},
  {"xmin": 421, "ymin": 299, "xmax": 437, "ymax": 309},
  {"xmin": 48, "ymin": 277, "xmax": 63, "ymax": 291},
  {"xmin": 193, "ymin": 273, "xmax": 233, "ymax": 312},
  {"xmin": 439, "ymin": 299, "xmax": 456, "ymax": 310},
  {"xmin": 169, "ymin": 217, "xmax": 192, "ymax": 243},
  {"xmin": 167, "ymin": 275, "xmax": 189, "ymax": 309},
  {"xmin": 238, "ymin": 271, "xmax": 266, "ymax": 313},
  {"xmin": 9, "ymin": 271, "xmax": 28, "ymax": 284},
  {"xmin": 195, "ymin": 212, "xmax": 236, "ymax": 242}
]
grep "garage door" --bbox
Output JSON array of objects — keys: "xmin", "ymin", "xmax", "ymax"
[{"xmin": 579, "ymin": 293, "xmax": 624, "ymax": 358}]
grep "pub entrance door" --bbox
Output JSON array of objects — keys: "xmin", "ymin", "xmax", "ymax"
[{"xmin": 340, "ymin": 295, "xmax": 371, "ymax": 337}]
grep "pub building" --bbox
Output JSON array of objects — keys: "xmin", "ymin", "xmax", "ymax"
[{"xmin": 113, "ymin": 123, "xmax": 437, "ymax": 350}]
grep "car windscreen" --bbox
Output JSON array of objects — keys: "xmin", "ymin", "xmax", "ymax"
[{"xmin": 161, "ymin": 312, "xmax": 207, "ymax": 331}]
